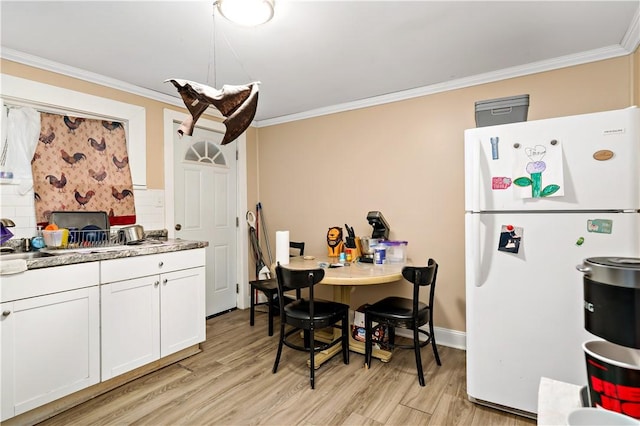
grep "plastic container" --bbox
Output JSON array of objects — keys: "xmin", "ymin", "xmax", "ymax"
[
  {"xmin": 475, "ymin": 94, "xmax": 529, "ymax": 127},
  {"xmin": 380, "ymin": 241, "xmax": 408, "ymax": 264},
  {"xmin": 31, "ymin": 227, "xmax": 45, "ymax": 249},
  {"xmin": 583, "ymin": 340, "xmax": 640, "ymax": 419},
  {"xmin": 43, "ymin": 229, "xmax": 69, "ymax": 248},
  {"xmin": 373, "ymin": 246, "xmax": 386, "ymax": 265}
]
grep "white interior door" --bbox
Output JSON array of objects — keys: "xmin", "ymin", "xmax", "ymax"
[{"xmin": 173, "ymin": 122, "xmax": 237, "ymax": 316}]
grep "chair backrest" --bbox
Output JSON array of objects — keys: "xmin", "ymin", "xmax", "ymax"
[
  {"xmin": 275, "ymin": 264, "xmax": 324, "ymax": 315},
  {"xmin": 275, "ymin": 264, "xmax": 324, "ymax": 291},
  {"xmin": 289, "ymin": 241, "xmax": 305, "ymax": 257},
  {"xmin": 402, "ymin": 258, "xmax": 438, "ymax": 314}
]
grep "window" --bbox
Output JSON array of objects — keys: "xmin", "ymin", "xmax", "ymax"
[{"xmin": 184, "ymin": 140, "xmax": 227, "ymax": 166}]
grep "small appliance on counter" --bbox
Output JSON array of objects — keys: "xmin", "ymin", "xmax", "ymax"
[
  {"xmin": 360, "ymin": 237, "xmax": 382, "ymax": 263},
  {"xmin": 358, "ymin": 211, "xmax": 391, "ymax": 263},
  {"xmin": 367, "ymin": 211, "xmax": 390, "ymax": 240},
  {"xmin": 576, "ymin": 257, "xmax": 640, "ymax": 421}
]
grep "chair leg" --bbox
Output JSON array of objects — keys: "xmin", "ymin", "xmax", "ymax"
[
  {"xmin": 364, "ymin": 315, "xmax": 372, "ymax": 368},
  {"xmin": 250, "ymin": 287, "xmax": 256, "ymax": 326},
  {"xmin": 309, "ymin": 327, "xmax": 315, "ymax": 389},
  {"xmin": 272, "ymin": 321, "xmax": 285, "ymax": 374},
  {"xmin": 342, "ymin": 314, "xmax": 349, "ymax": 365},
  {"xmin": 430, "ymin": 322, "xmax": 441, "ymax": 366},
  {"xmin": 388, "ymin": 325, "xmax": 396, "ymax": 348},
  {"xmin": 413, "ymin": 326, "xmax": 425, "ymax": 387},
  {"xmin": 303, "ymin": 330, "xmax": 311, "ymax": 349},
  {"xmin": 267, "ymin": 293, "xmax": 274, "ymax": 336}
]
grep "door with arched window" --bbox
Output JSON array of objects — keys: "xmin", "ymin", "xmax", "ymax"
[{"xmin": 173, "ymin": 121, "xmax": 237, "ymax": 316}]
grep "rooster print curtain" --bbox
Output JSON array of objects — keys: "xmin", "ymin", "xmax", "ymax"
[{"xmin": 32, "ymin": 112, "xmax": 136, "ymax": 227}]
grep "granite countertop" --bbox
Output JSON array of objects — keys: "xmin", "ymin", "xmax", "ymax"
[{"xmin": 5, "ymin": 238, "xmax": 208, "ymax": 271}]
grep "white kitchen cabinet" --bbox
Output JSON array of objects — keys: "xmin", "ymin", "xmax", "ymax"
[
  {"xmin": 100, "ymin": 249, "xmax": 206, "ymax": 380},
  {"xmin": 0, "ymin": 263, "xmax": 100, "ymax": 422}
]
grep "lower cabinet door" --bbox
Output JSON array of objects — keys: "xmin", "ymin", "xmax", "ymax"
[
  {"xmin": 1, "ymin": 287, "xmax": 100, "ymax": 420},
  {"xmin": 160, "ymin": 267, "xmax": 206, "ymax": 356},
  {"xmin": 101, "ymin": 276, "xmax": 161, "ymax": 380}
]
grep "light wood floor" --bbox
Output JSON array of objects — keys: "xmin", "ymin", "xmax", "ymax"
[{"xmin": 39, "ymin": 309, "xmax": 536, "ymax": 425}]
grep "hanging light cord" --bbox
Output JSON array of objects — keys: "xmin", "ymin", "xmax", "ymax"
[
  {"xmin": 207, "ymin": 4, "xmax": 217, "ymax": 87},
  {"xmin": 219, "ymin": 26, "xmax": 256, "ymax": 83},
  {"xmin": 207, "ymin": 1, "xmax": 256, "ymax": 87}
]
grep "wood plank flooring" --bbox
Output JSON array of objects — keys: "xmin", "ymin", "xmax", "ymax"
[{"xmin": 39, "ymin": 309, "xmax": 536, "ymax": 425}]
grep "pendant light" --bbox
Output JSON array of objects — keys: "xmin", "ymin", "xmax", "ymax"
[{"xmin": 216, "ymin": 0, "xmax": 275, "ymax": 26}]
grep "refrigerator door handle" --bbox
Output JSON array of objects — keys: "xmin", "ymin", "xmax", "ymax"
[
  {"xmin": 465, "ymin": 213, "xmax": 484, "ymax": 287},
  {"xmin": 464, "ymin": 134, "xmax": 481, "ymax": 212}
]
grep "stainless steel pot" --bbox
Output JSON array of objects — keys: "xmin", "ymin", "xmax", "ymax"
[{"xmin": 118, "ymin": 225, "xmax": 145, "ymax": 245}]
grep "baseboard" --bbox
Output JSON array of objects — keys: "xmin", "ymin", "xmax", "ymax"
[{"xmin": 395, "ymin": 326, "xmax": 467, "ymax": 350}]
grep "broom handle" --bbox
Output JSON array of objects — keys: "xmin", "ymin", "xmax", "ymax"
[{"xmin": 258, "ymin": 202, "xmax": 273, "ymax": 265}]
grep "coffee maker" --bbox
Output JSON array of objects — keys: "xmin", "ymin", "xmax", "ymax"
[
  {"xmin": 367, "ymin": 211, "xmax": 390, "ymax": 240},
  {"xmin": 576, "ymin": 257, "xmax": 640, "ymax": 419},
  {"xmin": 359, "ymin": 211, "xmax": 390, "ymax": 262}
]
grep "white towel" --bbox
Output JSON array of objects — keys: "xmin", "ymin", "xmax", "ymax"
[{"xmin": 0, "ymin": 259, "xmax": 28, "ymax": 275}]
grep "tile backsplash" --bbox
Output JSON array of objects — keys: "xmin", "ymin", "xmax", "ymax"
[{"xmin": 0, "ymin": 183, "xmax": 165, "ymax": 238}]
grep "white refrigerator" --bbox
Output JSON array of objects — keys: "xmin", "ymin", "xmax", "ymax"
[{"xmin": 464, "ymin": 106, "xmax": 640, "ymax": 416}]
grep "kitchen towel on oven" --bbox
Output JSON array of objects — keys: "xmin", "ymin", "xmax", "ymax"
[{"xmin": 31, "ymin": 112, "xmax": 136, "ymax": 226}]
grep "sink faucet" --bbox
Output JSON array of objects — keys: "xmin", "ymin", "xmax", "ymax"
[{"xmin": 1, "ymin": 219, "xmax": 16, "ymax": 227}]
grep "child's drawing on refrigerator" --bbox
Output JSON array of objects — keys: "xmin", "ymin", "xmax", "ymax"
[{"xmin": 513, "ymin": 142, "xmax": 564, "ymax": 199}]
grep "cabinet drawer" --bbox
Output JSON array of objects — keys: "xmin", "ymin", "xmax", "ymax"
[
  {"xmin": 100, "ymin": 248, "xmax": 205, "ymax": 283},
  {"xmin": 1, "ymin": 262, "xmax": 100, "ymax": 303}
]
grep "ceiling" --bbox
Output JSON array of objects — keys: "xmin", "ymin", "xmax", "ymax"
[{"xmin": 1, "ymin": 1, "xmax": 639, "ymax": 126}]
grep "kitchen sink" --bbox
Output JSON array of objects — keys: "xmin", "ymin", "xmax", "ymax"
[{"xmin": 0, "ymin": 251, "xmax": 55, "ymax": 261}]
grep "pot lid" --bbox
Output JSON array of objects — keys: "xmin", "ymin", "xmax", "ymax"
[
  {"xmin": 585, "ymin": 257, "xmax": 640, "ymax": 270},
  {"xmin": 581, "ymin": 257, "xmax": 640, "ymax": 289}
]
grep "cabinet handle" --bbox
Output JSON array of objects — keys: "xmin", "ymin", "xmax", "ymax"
[
  {"xmin": 154, "ymin": 281, "xmax": 160, "ymax": 287},
  {"xmin": 2, "ymin": 310, "xmax": 11, "ymax": 317},
  {"xmin": 163, "ymin": 278, "xmax": 168, "ymax": 285},
  {"xmin": 158, "ymin": 261, "xmax": 164, "ymax": 268}
]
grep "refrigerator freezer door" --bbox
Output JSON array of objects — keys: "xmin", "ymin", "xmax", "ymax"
[
  {"xmin": 465, "ymin": 107, "xmax": 640, "ymax": 212},
  {"xmin": 465, "ymin": 211, "xmax": 639, "ymax": 414}
]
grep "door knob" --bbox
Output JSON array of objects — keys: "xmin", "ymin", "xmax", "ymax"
[
  {"xmin": 175, "ymin": 224, "xmax": 182, "ymax": 231},
  {"xmin": 2, "ymin": 310, "xmax": 11, "ymax": 317}
]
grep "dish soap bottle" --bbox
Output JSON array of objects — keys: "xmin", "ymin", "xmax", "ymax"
[{"xmin": 31, "ymin": 226, "xmax": 45, "ymax": 250}]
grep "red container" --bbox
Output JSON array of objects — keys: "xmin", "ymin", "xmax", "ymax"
[{"xmin": 583, "ymin": 340, "xmax": 640, "ymax": 419}]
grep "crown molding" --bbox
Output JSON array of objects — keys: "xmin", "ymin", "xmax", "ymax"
[
  {"xmin": 0, "ymin": 48, "xmax": 224, "ymax": 120},
  {"xmin": 256, "ymin": 43, "xmax": 633, "ymax": 127},
  {"xmin": 1, "ymin": 38, "xmax": 636, "ymax": 129},
  {"xmin": 621, "ymin": 5, "xmax": 640, "ymax": 52}
]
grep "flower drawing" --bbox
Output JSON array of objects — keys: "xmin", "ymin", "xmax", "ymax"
[{"xmin": 513, "ymin": 145, "xmax": 560, "ymax": 198}]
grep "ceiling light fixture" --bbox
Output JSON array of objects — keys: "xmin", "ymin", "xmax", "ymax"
[{"xmin": 216, "ymin": 0, "xmax": 275, "ymax": 26}]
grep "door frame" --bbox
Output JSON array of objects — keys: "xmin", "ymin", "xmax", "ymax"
[{"xmin": 163, "ymin": 108, "xmax": 249, "ymax": 310}]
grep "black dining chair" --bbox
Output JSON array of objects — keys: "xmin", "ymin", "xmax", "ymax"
[
  {"xmin": 272, "ymin": 263, "xmax": 349, "ymax": 389},
  {"xmin": 364, "ymin": 258, "xmax": 441, "ymax": 386},
  {"xmin": 249, "ymin": 241, "xmax": 305, "ymax": 336}
]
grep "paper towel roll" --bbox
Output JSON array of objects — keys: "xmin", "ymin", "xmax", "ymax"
[{"xmin": 276, "ymin": 230, "xmax": 290, "ymax": 265}]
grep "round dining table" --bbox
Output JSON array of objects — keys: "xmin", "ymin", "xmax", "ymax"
[{"xmin": 282, "ymin": 255, "xmax": 408, "ymax": 368}]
